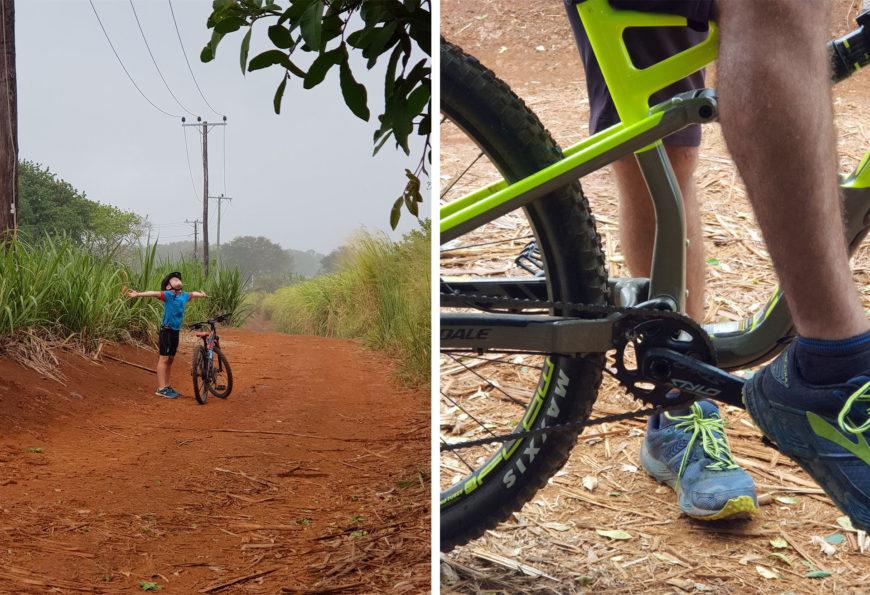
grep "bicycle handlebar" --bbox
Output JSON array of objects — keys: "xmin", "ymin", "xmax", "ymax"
[{"xmin": 189, "ymin": 312, "xmax": 233, "ymax": 329}]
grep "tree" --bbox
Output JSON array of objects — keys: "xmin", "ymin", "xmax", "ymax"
[
  {"xmin": 17, "ymin": 160, "xmax": 146, "ymax": 253},
  {"xmin": 220, "ymin": 235, "xmax": 293, "ymax": 279},
  {"xmin": 0, "ymin": 0, "xmax": 16, "ymax": 241},
  {"xmin": 201, "ymin": 0, "xmax": 429, "ymax": 229},
  {"xmin": 320, "ymin": 243, "xmax": 354, "ymax": 274}
]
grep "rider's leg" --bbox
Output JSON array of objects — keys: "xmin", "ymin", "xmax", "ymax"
[
  {"xmin": 612, "ymin": 144, "xmax": 705, "ymax": 319},
  {"xmin": 718, "ymin": 0, "xmax": 868, "ymax": 343},
  {"xmin": 723, "ymin": 0, "xmax": 870, "ymax": 530}
]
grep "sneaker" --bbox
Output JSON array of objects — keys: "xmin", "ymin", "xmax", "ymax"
[
  {"xmin": 639, "ymin": 399, "xmax": 759, "ymax": 520},
  {"xmin": 155, "ymin": 387, "xmax": 177, "ymax": 399},
  {"xmin": 743, "ymin": 342, "xmax": 870, "ymax": 531},
  {"xmin": 165, "ymin": 386, "xmax": 182, "ymax": 398}
]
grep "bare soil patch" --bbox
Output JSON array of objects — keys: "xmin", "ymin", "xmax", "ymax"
[
  {"xmin": 0, "ymin": 323, "xmax": 429, "ymax": 593},
  {"xmin": 440, "ymin": 1, "xmax": 870, "ymax": 593}
]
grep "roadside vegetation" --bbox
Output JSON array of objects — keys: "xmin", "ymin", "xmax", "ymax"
[
  {"xmin": 0, "ymin": 236, "xmax": 250, "ymax": 370},
  {"xmin": 263, "ymin": 222, "xmax": 430, "ymax": 387}
]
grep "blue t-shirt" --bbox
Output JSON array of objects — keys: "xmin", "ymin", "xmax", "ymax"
[{"xmin": 159, "ymin": 290, "xmax": 191, "ymax": 330}]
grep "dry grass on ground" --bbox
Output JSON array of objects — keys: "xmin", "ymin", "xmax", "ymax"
[{"xmin": 440, "ymin": 1, "xmax": 870, "ymax": 592}]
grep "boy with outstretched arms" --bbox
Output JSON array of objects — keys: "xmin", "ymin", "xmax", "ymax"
[{"xmin": 126, "ymin": 272, "xmax": 209, "ymax": 398}]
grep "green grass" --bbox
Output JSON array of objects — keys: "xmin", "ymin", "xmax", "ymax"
[
  {"xmin": 264, "ymin": 224, "xmax": 430, "ymax": 387},
  {"xmin": 0, "ymin": 235, "xmax": 251, "ymax": 350}
]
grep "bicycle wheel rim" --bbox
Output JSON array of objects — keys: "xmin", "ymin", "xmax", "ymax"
[{"xmin": 192, "ymin": 345, "xmax": 208, "ymax": 404}]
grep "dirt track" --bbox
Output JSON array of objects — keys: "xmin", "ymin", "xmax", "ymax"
[{"xmin": 0, "ymin": 325, "xmax": 430, "ymax": 593}]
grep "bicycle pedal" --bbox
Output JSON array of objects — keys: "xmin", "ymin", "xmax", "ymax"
[{"xmin": 215, "ymin": 385, "xmax": 226, "ymax": 391}]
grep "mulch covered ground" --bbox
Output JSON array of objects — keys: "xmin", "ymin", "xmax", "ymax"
[{"xmin": 440, "ymin": 1, "xmax": 870, "ymax": 592}]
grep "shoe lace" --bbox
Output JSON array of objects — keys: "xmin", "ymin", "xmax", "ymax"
[
  {"xmin": 665, "ymin": 402, "xmax": 739, "ymax": 491},
  {"xmin": 838, "ymin": 379, "xmax": 870, "ymax": 434}
]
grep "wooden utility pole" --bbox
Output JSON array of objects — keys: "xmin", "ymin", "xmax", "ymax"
[
  {"xmin": 0, "ymin": 0, "xmax": 17, "ymax": 241},
  {"xmin": 201, "ymin": 121, "xmax": 209, "ymax": 275},
  {"xmin": 209, "ymin": 194, "xmax": 232, "ymax": 263},
  {"xmin": 182, "ymin": 116, "xmax": 226, "ymax": 276},
  {"xmin": 185, "ymin": 218, "xmax": 200, "ymax": 259}
]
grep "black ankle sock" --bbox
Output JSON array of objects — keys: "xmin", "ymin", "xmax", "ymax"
[{"xmin": 793, "ymin": 331, "xmax": 870, "ymax": 385}]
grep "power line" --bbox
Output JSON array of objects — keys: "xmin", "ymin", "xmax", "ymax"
[
  {"xmin": 88, "ymin": 0, "xmax": 181, "ymax": 119},
  {"xmin": 129, "ymin": 0, "xmax": 196, "ymax": 117},
  {"xmin": 182, "ymin": 125, "xmax": 200, "ymax": 203},
  {"xmin": 167, "ymin": 0, "xmax": 224, "ymax": 118}
]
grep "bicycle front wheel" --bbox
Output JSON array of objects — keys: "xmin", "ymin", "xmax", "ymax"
[
  {"xmin": 440, "ymin": 41, "xmax": 608, "ymax": 551},
  {"xmin": 209, "ymin": 346, "xmax": 233, "ymax": 399},
  {"xmin": 192, "ymin": 345, "xmax": 209, "ymax": 405}
]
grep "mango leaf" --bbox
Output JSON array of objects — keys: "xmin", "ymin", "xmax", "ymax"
[
  {"xmin": 273, "ymin": 75, "xmax": 287, "ymax": 114},
  {"xmin": 299, "ymin": 0, "xmax": 324, "ymax": 49},
  {"xmin": 836, "ymin": 516, "xmax": 854, "ymax": 530},
  {"xmin": 389, "ymin": 197, "xmax": 403, "ymax": 229},
  {"xmin": 775, "ymin": 496, "xmax": 798, "ymax": 505},
  {"xmin": 769, "ymin": 537, "xmax": 788, "ymax": 549},
  {"xmin": 304, "ymin": 48, "xmax": 342, "ymax": 89},
  {"xmin": 805, "ymin": 570, "xmax": 831, "ymax": 578},
  {"xmin": 267, "ymin": 24, "xmax": 293, "ymax": 49},
  {"xmin": 756, "ymin": 565, "xmax": 778, "ymax": 579},
  {"xmin": 214, "ymin": 16, "xmax": 245, "ymax": 35},
  {"xmin": 769, "ymin": 553, "xmax": 792, "ymax": 566},
  {"xmin": 249, "ymin": 50, "xmax": 289, "ymax": 71},
  {"xmin": 339, "ymin": 56, "xmax": 369, "ymax": 121},
  {"xmin": 239, "ymin": 29, "xmax": 252, "ymax": 74},
  {"xmin": 596, "ymin": 529, "xmax": 632, "ymax": 540}
]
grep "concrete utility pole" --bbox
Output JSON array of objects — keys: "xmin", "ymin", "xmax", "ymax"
[
  {"xmin": 209, "ymin": 194, "xmax": 232, "ymax": 263},
  {"xmin": 182, "ymin": 116, "xmax": 226, "ymax": 276},
  {"xmin": 0, "ymin": 0, "xmax": 17, "ymax": 241}
]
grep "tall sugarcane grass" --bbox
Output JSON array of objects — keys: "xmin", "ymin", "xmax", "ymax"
[
  {"xmin": 264, "ymin": 226, "xmax": 430, "ymax": 387},
  {"xmin": 0, "ymin": 236, "xmax": 250, "ymax": 351}
]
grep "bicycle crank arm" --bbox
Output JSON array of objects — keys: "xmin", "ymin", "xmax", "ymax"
[{"xmin": 641, "ymin": 347, "xmax": 746, "ymax": 409}]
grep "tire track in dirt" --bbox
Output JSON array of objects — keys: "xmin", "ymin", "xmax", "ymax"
[{"xmin": 0, "ymin": 326, "xmax": 429, "ymax": 593}]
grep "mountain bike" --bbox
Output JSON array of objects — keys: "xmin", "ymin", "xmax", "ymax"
[
  {"xmin": 190, "ymin": 313, "xmax": 233, "ymax": 405},
  {"xmin": 439, "ymin": 0, "xmax": 870, "ymax": 551}
]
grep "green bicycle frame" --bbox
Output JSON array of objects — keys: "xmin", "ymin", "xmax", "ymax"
[{"xmin": 441, "ymin": 0, "xmax": 870, "ymax": 370}]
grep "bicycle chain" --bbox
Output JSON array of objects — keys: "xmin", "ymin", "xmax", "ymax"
[{"xmin": 440, "ymin": 290, "xmax": 715, "ymax": 452}]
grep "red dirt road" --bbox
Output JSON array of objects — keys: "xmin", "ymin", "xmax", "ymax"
[{"xmin": 0, "ymin": 326, "xmax": 430, "ymax": 593}]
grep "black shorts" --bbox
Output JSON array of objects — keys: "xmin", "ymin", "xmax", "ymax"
[
  {"xmin": 158, "ymin": 327, "xmax": 180, "ymax": 357},
  {"xmin": 566, "ymin": 3, "xmax": 710, "ymax": 146}
]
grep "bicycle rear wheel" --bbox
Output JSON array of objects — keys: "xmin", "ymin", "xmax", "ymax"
[
  {"xmin": 192, "ymin": 345, "xmax": 209, "ymax": 405},
  {"xmin": 440, "ymin": 41, "xmax": 609, "ymax": 551},
  {"xmin": 209, "ymin": 346, "xmax": 233, "ymax": 399}
]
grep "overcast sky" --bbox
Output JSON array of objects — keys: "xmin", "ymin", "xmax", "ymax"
[{"xmin": 15, "ymin": 1, "xmax": 430, "ymax": 254}]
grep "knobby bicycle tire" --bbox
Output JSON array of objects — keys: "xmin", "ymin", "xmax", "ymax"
[
  {"xmin": 209, "ymin": 345, "xmax": 233, "ymax": 399},
  {"xmin": 192, "ymin": 345, "xmax": 209, "ymax": 405},
  {"xmin": 440, "ymin": 41, "xmax": 609, "ymax": 551}
]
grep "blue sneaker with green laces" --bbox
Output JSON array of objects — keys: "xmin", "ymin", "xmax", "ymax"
[
  {"xmin": 639, "ymin": 399, "xmax": 758, "ymax": 520},
  {"xmin": 744, "ymin": 342, "xmax": 870, "ymax": 531},
  {"xmin": 155, "ymin": 386, "xmax": 178, "ymax": 399}
]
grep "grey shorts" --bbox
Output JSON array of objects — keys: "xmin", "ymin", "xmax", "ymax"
[{"xmin": 566, "ymin": 3, "xmax": 710, "ymax": 146}]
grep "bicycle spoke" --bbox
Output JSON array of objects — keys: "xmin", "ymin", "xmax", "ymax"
[{"xmin": 444, "ymin": 353, "xmax": 528, "ymax": 408}]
